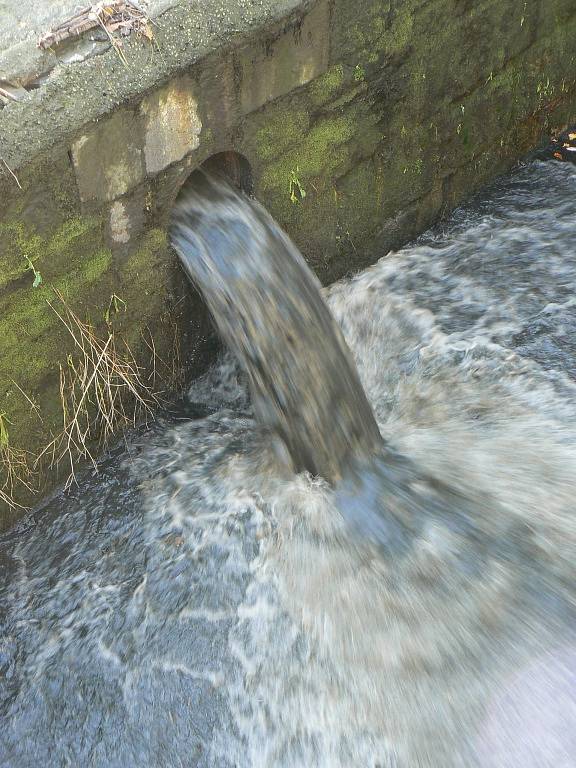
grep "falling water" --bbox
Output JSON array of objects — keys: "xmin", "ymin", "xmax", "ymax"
[
  {"xmin": 1, "ymin": 160, "xmax": 576, "ymax": 767},
  {"xmin": 170, "ymin": 173, "xmax": 383, "ymax": 484}
]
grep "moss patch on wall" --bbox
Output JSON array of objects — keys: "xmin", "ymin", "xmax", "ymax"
[
  {"xmin": 0, "ymin": 216, "xmax": 104, "ymax": 290},
  {"xmin": 308, "ymin": 64, "xmax": 345, "ymax": 107},
  {"xmin": 241, "ymin": 83, "xmax": 382, "ymax": 270},
  {"xmin": 237, "ymin": 0, "xmax": 576, "ymax": 282},
  {"xmin": 0, "ymin": 204, "xmax": 197, "ymax": 525}
]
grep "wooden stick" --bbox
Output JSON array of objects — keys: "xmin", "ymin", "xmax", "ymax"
[
  {"xmin": 0, "ymin": 158, "xmax": 22, "ymax": 189},
  {"xmin": 0, "ymin": 86, "xmax": 18, "ymax": 102},
  {"xmin": 37, "ymin": 2, "xmax": 145, "ymax": 50}
]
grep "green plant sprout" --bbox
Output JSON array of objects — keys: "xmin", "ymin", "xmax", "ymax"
[
  {"xmin": 0, "ymin": 412, "xmax": 9, "ymax": 449},
  {"xmin": 289, "ymin": 168, "xmax": 307, "ymax": 203},
  {"xmin": 24, "ymin": 256, "xmax": 42, "ymax": 288},
  {"xmin": 105, "ymin": 293, "xmax": 127, "ymax": 325}
]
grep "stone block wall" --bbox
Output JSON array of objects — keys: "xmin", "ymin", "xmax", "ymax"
[
  {"xmin": 241, "ymin": 0, "xmax": 576, "ymax": 277},
  {"xmin": 1, "ymin": 0, "xmax": 575, "ymax": 521}
]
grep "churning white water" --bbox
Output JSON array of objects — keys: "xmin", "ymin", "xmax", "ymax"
[{"xmin": 1, "ymin": 160, "xmax": 576, "ymax": 767}]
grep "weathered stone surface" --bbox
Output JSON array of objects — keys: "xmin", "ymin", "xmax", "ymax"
[
  {"xmin": 140, "ymin": 76, "xmax": 203, "ymax": 175},
  {"xmin": 109, "ymin": 200, "xmax": 131, "ymax": 245},
  {"xmin": 0, "ymin": 0, "xmax": 306, "ymax": 173},
  {"xmin": 71, "ymin": 110, "xmax": 145, "ymax": 203},
  {"xmin": 197, "ymin": 54, "xmax": 238, "ymax": 143},
  {"xmin": 238, "ymin": 0, "xmax": 330, "ymax": 115}
]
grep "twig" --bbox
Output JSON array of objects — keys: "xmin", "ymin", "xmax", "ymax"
[
  {"xmin": 0, "ymin": 87, "xmax": 17, "ymax": 103},
  {"xmin": 38, "ymin": 2, "xmax": 151, "ymax": 52},
  {"xmin": 0, "ymin": 488, "xmax": 28, "ymax": 511},
  {"xmin": 0, "ymin": 411, "xmax": 35, "ymax": 509},
  {"xmin": 1, "ymin": 158, "xmax": 22, "ymax": 189},
  {"xmin": 10, "ymin": 380, "xmax": 43, "ymax": 423}
]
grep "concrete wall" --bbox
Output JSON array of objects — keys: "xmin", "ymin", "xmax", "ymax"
[{"xmin": 1, "ymin": 0, "xmax": 576, "ymax": 521}]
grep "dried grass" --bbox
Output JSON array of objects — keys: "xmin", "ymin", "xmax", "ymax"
[
  {"xmin": 38, "ymin": 2, "xmax": 156, "ymax": 64},
  {"xmin": 35, "ymin": 289, "xmax": 159, "ymax": 490},
  {"xmin": 0, "ymin": 413, "xmax": 34, "ymax": 511},
  {"xmin": 0, "ymin": 289, "xmax": 178, "ymax": 510}
]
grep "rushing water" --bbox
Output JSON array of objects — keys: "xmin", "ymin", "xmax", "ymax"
[
  {"xmin": 1, "ymin": 160, "xmax": 576, "ymax": 767},
  {"xmin": 170, "ymin": 173, "xmax": 383, "ymax": 485}
]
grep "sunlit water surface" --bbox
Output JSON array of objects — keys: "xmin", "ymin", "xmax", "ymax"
[{"xmin": 1, "ymin": 161, "xmax": 576, "ymax": 767}]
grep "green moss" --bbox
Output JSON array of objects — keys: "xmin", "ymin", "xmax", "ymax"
[
  {"xmin": 0, "ymin": 286, "xmax": 56, "ymax": 345},
  {"xmin": 121, "ymin": 228, "xmax": 168, "ymax": 280},
  {"xmin": 0, "ymin": 207, "xmax": 197, "ymax": 517},
  {"xmin": 45, "ymin": 217, "xmax": 98, "ymax": 256},
  {"xmin": 0, "ymin": 213, "xmax": 112, "ymax": 389},
  {"xmin": 0, "ymin": 215, "xmax": 102, "ymax": 291},
  {"xmin": 261, "ymin": 113, "xmax": 355, "ymax": 194},
  {"xmin": 55, "ymin": 248, "xmax": 113, "ymax": 300},
  {"xmin": 145, "ymin": 227, "xmax": 169, "ymax": 251},
  {"xmin": 0, "ymin": 245, "xmax": 112, "ymax": 365},
  {"xmin": 116, "ymin": 228, "xmax": 174, "ymax": 326},
  {"xmin": 386, "ymin": 6, "xmax": 414, "ymax": 54},
  {"xmin": 325, "ymin": 82, "xmax": 367, "ymax": 111},
  {"xmin": 335, "ymin": 158, "xmax": 382, "ymax": 241},
  {"xmin": 0, "ymin": 221, "xmax": 44, "ymax": 288},
  {"xmin": 0, "ymin": 226, "xmax": 171, "ymax": 446},
  {"xmin": 308, "ymin": 65, "xmax": 345, "ymax": 107},
  {"xmin": 255, "ymin": 106, "xmax": 310, "ymax": 161},
  {"xmin": 340, "ymin": 2, "xmax": 413, "ymax": 61},
  {"xmin": 84, "ymin": 247, "xmax": 112, "ymax": 284},
  {"xmin": 304, "ymin": 115, "xmax": 356, "ymax": 163}
]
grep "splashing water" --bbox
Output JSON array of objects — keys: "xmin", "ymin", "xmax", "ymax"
[{"xmin": 1, "ymin": 161, "xmax": 576, "ymax": 767}]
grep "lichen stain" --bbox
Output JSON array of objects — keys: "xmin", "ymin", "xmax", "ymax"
[
  {"xmin": 110, "ymin": 201, "xmax": 131, "ymax": 244},
  {"xmin": 141, "ymin": 78, "xmax": 202, "ymax": 174}
]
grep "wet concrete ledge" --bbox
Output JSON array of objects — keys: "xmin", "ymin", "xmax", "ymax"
[{"xmin": 1, "ymin": 0, "xmax": 576, "ymax": 521}]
